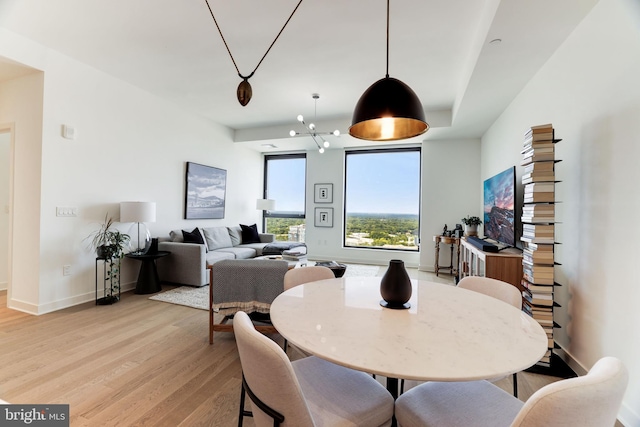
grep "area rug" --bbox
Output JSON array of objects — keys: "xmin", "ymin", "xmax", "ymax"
[{"xmin": 149, "ymin": 263, "xmax": 380, "ymax": 311}]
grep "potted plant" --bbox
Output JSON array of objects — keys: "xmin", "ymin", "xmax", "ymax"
[
  {"xmin": 86, "ymin": 214, "xmax": 130, "ymax": 304},
  {"xmin": 461, "ymin": 215, "xmax": 482, "ymax": 237}
]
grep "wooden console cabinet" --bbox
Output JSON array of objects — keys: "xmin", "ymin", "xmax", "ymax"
[{"xmin": 458, "ymin": 238, "xmax": 523, "ymax": 289}]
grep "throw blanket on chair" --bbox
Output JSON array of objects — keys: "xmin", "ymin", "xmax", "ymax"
[{"xmin": 211, "ymin": 259, "xmax": 289, "ymax": 316}]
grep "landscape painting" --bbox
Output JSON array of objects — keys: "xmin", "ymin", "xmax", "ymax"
[
  {"xmin": 185, "ymin": 162, "xmax": 227, "ymax": 219},
  {"xmin": 483, "ymin": 166, "xmax": 516, "ymax": 247}
]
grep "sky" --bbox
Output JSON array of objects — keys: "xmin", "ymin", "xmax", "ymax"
[{"xmin": 267, "ymin": 151, "xmax": 420, "ymax": 215}]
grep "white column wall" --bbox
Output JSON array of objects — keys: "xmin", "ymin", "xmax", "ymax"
[
  {"xmin": 0, "ymin": 72, "xmax": 44, "ymax": 310},
  {"xmin": 481, "ymin": 0, "xmax": 640, "ymax": 423},
  {"xmin": 0, "ymin": 131, "xmax": 10, "ymax": 290}
]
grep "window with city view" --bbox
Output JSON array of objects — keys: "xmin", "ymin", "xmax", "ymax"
[
  {"xmin": 344, "ymin": 148, "xmax": 421, "ymax": 251},
  {"xmin": 263, "ymin": 154, "xmax": 306, "ymax": 242}
]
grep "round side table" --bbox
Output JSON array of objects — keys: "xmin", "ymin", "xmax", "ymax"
[{"xmin": 125, "ymin": 251, "xmax": 171, "ymax": 294}]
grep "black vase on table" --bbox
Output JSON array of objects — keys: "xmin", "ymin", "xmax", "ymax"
[{"xmin": 380, "ymin": 259, "xmax": 412, "ymax": 309}]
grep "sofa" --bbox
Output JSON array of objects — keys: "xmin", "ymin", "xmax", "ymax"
[{"xmin": 157, "ymin": 225, "xmax": 277, "ymax": 287}]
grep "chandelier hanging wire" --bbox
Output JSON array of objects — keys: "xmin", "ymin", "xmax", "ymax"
[
  {"xmin": 290, "ymin": 94, "xmax": 340, "ymax": 153},
  {"xmin": 204, "ymin": 0, "xmax": 303, "ymax": 106}
]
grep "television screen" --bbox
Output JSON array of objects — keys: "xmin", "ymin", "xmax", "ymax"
[{"xmin": 483, "ymin": 166, "xmax": 516, "ymax": 247}]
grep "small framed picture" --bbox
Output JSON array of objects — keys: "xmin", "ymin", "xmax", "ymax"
[
  {"xmin": 314, "ymin": 183, "xmax": 333, "ymax": 203},
  {"xmin": 314, "ymin": 207, "xmax": 334, "ymax": 228}
]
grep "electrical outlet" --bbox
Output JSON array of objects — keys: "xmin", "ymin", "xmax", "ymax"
[{"xmin": 63, "ymin": 265, "xmax": 71, "ymax": 276}]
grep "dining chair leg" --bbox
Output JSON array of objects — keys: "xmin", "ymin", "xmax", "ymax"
[
  {"xmin": 400, "ymin": 378, "xmax": 405, "ymax": 395},
  {"xmin": 513, "ymin": 372, "xmax": 518, "ymax": 398},
  {"xmin": 283, "ymin": 339, "xmax": 288, "ymax": 354},
  {"xmin": 238, "ymin": 377, "xmax": 253, "ymax": 427}
]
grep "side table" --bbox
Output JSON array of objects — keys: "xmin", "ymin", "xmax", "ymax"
[
  {"xmin": 125, "ymin": 251, "xmax": 171, "ymax": 294},
  {"xmin": 433, "ymin": 235, "xmax": 461, "ymax": 277}
]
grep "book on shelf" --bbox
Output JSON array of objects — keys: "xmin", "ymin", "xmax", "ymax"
[
  {"xmin": 521, "ymin": 236, "xmax": 555, "ymax": 245},
  {"xmin": 522, "ymin": 241, "xmax": 554, "ymax": 251},
  {"xmin": 523, "ymin": 161, "xmax": 555, "ymax": 174},
  {"xmin": 523, "ymin": 193, "xmax": 555, "ymax": 203},
  {"xmin": 523, "ymin": 140, "xmax": 556, "ymax": 151},
  {"xmin": 523, "ymin": 271, "xmax": 554, "ymax": 286},
  {"xmin": 521, "ymin": 216, "xmax": 555, "ymax": 224},
  {"xmin": 522, "ymin": 223, "xmax": 554, "ymax": 232},
  {"xmin": 522, "ymin": 259, "xmax": 555, "ymax": 270},
  {"xmin": 521, "ymin": 151, "xmax": 555, "ymax": 163},
  {"xmin": 526, "ymin": 123, "xmax": 554, "ymax": 134},
  {"xmin": 523, "ymin": 249, "xmax": 555, "ymax": 265},
  {"xmin": 524, "ymin": 183, "xmax": 555, "ymax": 193},
  {"xmin": 523, "ymin": 291, "xmax": 554, "ymax": 307},
  {"xmin": 522, "ymin": 204, "xmax": 554, "ymax": 215},
  {"xmin": 522, "ymin": 146, "xmax": 554, "ymax": 156},
  {"xmin": 522, "ymin": 174, "xmax": 556, "ymax": 185}
]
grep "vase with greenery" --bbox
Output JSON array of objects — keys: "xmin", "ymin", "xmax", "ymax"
[
  {"xmin": 461, "ymin": 215, "xmax": 482, "ymax": 237},
  {"xmin": 86, "ymin": 214, "xmax": 130, "ymax": 304}
]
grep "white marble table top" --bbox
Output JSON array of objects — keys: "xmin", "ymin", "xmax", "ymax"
[{"xmin": 270, "ymin": 277, "xmax": 548, "ymax": 382}]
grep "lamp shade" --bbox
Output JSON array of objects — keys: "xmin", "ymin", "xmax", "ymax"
[
  {"xmin": 349, "ymin": 76, "xmax": 429, "ymax": 141},
  {"xmin": 256, "ymin": 199, "xmax": 276, "ymax": 211},
  {"xmin": 120, "ymin": 201, "xmax": 156, "ymax": 223}
]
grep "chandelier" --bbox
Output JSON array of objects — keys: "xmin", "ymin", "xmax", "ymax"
[{"xmin": 289, "ymin": 94, "xmax": 340, "ymax": 153}]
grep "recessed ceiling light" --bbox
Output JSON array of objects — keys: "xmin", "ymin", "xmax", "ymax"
[
  {"xmin": 489, "ymin": 38, "xmax": 502, "ymax": 45},
  {"xmin": 261, "ymin": 143, "xmax": 277, "ymax": 149}
]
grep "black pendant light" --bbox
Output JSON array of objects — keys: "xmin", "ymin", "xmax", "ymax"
[{"xmin": 349, "ymin": 0, "xmax": 428, "ymax": 141}]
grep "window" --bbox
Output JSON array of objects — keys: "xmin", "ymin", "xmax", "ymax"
[
  {"xmin": 344, "ymin": 148, "xmax": 421, "ymax": 251},
  {"xmin": 263, "ymin": 154, "xmax": 306, "ymax": 242}
]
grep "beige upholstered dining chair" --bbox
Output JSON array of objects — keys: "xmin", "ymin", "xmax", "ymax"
[
  {"xmin": 234, "ymin": 310, "xmax": 394, "ymax": 427},
  {"xmin": 457, "ymin": 275, "xmax": 523, "ymax": 396},
  {"xmin": 283, "ymin": 265, "xmax": 335, "ymax": 290},
  {"xmin": 394, "ymin": 356, "xmax": 628, "ymax": 427}
]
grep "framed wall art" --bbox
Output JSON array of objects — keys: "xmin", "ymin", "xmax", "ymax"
[
  {"xmin": 184, "ymin": 162, "xmax": 227, "ymax": 219},
  {"xmin": 314, "ymin": 183, "xmax": 333, "ymax": 203},
  {"xmin": 314, "ymin": 207, "xmax": 334, "ymax": 228}
]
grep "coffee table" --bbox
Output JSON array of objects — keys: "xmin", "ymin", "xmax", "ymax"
[{"xmin": 254, "ymin": 255, "xmax": 301, "ymax": 269}]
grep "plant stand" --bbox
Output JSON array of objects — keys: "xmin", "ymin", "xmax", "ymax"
[{"xmin": 95, "ymin": 256, "xmax": 121, "ymax": 305}]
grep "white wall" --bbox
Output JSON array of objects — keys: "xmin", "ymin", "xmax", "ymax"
[
  {"xmin": 481, "ymin": 0, "xmax": 640, "ymax": 424},
  {"xmin": 0, "ymin": 131, "xmax": 8, "ymax": 290},
  {"xmin": 0, "ymin": 31, "xmax": 264, "ymax": 314},
  {"xmin": 303, "ymin": 139, "xmax": 480, "ymax": 271}
]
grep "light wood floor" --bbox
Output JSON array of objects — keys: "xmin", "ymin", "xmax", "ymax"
[{"xmin": 0, "ymin": 269, "xmax": 614, "ymax": 426}]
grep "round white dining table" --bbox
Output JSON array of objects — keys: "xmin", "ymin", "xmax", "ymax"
[{"xmin": 270, "ymin": 277, "xmax": 548, "ymax": 397}]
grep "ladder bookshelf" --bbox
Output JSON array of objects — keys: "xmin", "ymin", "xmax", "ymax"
[{"xmin": 520, "ymin": 123, "xmax": 561, "ymax": 370}]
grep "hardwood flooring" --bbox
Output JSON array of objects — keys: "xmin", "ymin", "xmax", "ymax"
[{"xmin": 0, "ymin": 269, "xmax": 615, "ymax": 426}]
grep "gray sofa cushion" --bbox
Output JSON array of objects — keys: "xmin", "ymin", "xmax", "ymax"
[
  {"xmin": 238, "ymin": 243, "xmax": 269, "ymax": 257},
  {"xmin": 227, "ymin": 226, "xmax": 242, "ymax": 246},
  {"xmin": 203, "ymin": 226, "xmax": 233, "ymax": 250},
  {"xmin": 205, "ymin": 250, "xmax": 235, "ymax": 267},
  {"xmin": 216, "ymin": 247, "xmax": 257, "ymax": 259}
]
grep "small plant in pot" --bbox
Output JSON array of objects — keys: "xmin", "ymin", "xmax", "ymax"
[
  {"xmin": 461, "ymin": 215, "xmax": 482, "ymax": 237},
  {"xmin": 86, "ymin": 214, "xmax": 130, "ymax": 304}
]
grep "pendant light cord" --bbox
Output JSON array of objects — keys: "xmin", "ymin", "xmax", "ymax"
[
  {"xmin": 205, "ymin": 0, "xmax": 303, "ymax": 80},
  {"xmin": 386, "ymin": 0, "xmax": 390, "ymax": 78}
]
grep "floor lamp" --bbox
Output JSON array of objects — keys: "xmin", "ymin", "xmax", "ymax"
[
  {"xmin": 120, "ymin": 201, "xmax": 156, "ymax": 254},
  {"xmin": 256, "ymin": 198, "xmax": 275, "ymax": 233}
]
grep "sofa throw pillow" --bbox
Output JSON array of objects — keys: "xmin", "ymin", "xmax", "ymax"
[
  {"xmin": 240, "ymin": 223, "xmax": 261, "ymax": 244},
  {"xmin": 203, "ymin": 226, "xmax": 233, "ymax": 251},
  {"xmin": 182, "ymin": 228, "xmax": 205, "ymax": 247},
  {"xmin": 227, "ymin": 226, "xmax": 242, "ymax": 246}
]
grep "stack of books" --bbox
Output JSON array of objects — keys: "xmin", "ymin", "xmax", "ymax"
[
  {"xmin": 281, "ymin": 249, "xmax": 307, "ymax": 262},
  {"xmin": 520, "ymin": 123, "xmax": 560, "ymax": 368}
]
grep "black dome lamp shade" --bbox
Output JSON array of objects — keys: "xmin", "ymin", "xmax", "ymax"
[{"xmin": 349, "ymin": 0, "xmax": 429, "ymax": 141}]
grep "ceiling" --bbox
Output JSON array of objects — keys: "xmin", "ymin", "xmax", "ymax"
[{"xmin": 0, "ymin": 0, "xmax": 598, "ymax": 152}]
